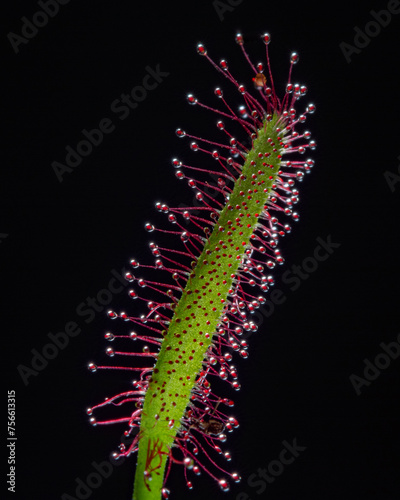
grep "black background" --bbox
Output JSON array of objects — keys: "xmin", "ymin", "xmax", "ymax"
[{"xmin": 2, "ymin": 1, "xmax": 400, "ymax": 499}]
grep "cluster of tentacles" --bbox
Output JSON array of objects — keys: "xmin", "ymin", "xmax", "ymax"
[{"xmin": 87, "ymin": 32, "xmax": 315, "ymax": 495}]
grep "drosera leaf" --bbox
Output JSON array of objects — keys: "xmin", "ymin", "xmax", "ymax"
[
  {"xmin": 134, "ymin": 113, "xmax": 285, "ymax": 499},
  {"xmin": 87, "ymin": 31, "xmax": 316, "ymax": 500}
]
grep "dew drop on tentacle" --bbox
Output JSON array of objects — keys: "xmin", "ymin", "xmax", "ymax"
[
  {"xmin": 232, "ymin": 472, "xmax": 241, "ymax": 483},
  {"xmin": 129, "ymin": 289, "xmax": 138, "ymax": 299},
  {"xmin": 307, "ymin": 103, "xmax": 316, "ymax": 113},
  {"xmin": 197, "ymin": 43, "xmax": 207, "ymax": 56},
  {"xmin": 290, "ymin": 52, "xmax": 299, "ymax": 64},
  {"xmin": 176, "ymin": 128, "xmax": 186, "ymax": 138},
  {"xmin": 220, "ymin": 59, "xmax": 228, "ymax": 71},
  {"xmin": 187, "ymin": 94, "xmax": 197, "ymax": 105},
  {"xmin": 125, "ymin": 272, "xmax": 134, "ymax": 282},
  {"xmin": 161, "ymin": 488, "xmax": 170, "ymax": 499},
  {"xmin": 235, "ymin": 33, "xmax": 244, "ymax": 45},
  {"xmin": 262, "ymin": 32, "xmax": 271, "ymax": 45},
  {"xmin": 238, "ymin": 106, "xmax": 247, "ymax": 118},
  {"xmin": 172, "ymin": 158, "xmax": 182, "ymax": 168},
  {"xmin": 218, "ymin": 478, "xmax": 230, "ymax": 492}
]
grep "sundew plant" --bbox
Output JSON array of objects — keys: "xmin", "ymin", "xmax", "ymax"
[{"xmin": 88, "ymin": 32, "xmax": 316, "ymax": 500}]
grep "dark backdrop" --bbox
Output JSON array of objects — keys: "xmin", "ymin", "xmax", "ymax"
[{"xmin": 2, "ymin": 1, "xmax": 399, "ymax": 499}]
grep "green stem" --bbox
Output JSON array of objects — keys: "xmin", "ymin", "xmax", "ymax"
[{"xmin": 133, "ymin": 114, "xmax": 284, "ymax": 500}]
